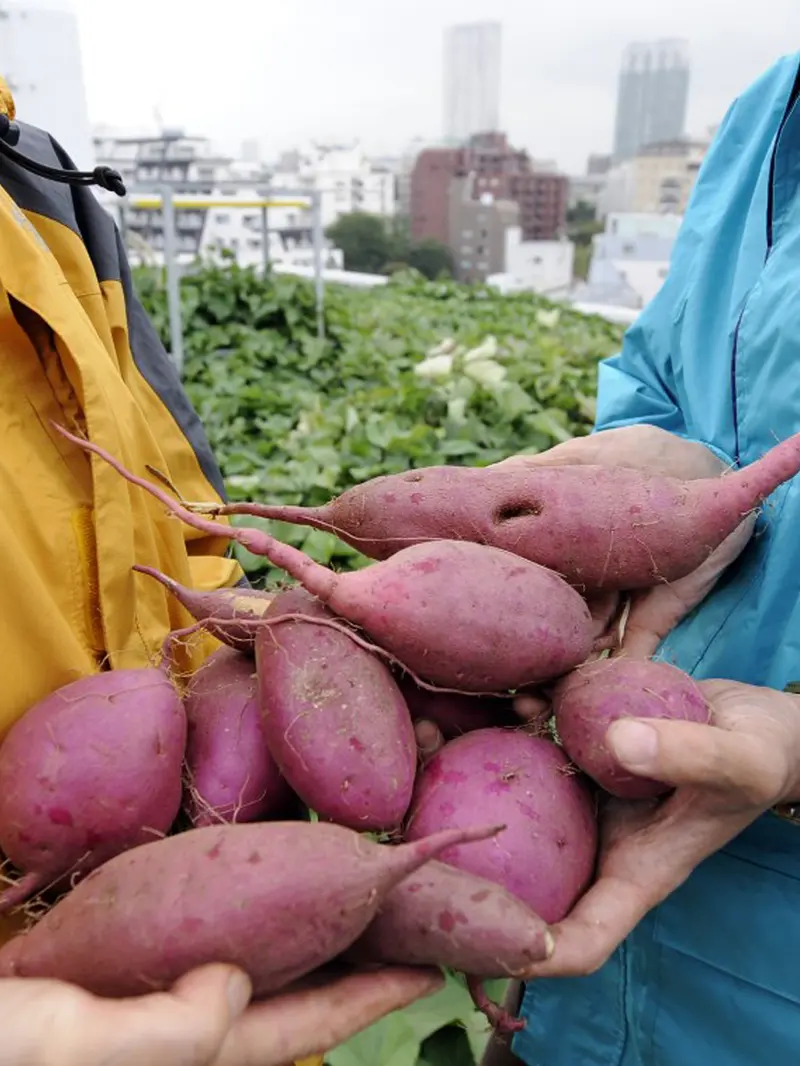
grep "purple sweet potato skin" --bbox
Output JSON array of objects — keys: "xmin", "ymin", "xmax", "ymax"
[
  {"xmin": 289, "ymin": 458, "xmax": 773, "ymax": 590},
  {"xmin": 0, "ymin": 668, "xmax": 186, "ymax": 894},
  {"xmin": 184, "ymin": 648, "xmax": 295, "ymax": 826},
  {"xmin": 329, "ymin": 541, "xmax": 596, "ymax": 692},
  {"xmin": 256, "ymin": 587, "xmax": 416, "ymax": 831},
  {"xmin": 346, "ymin": 859, "xmax": 553, "ymax": 977},
  {"xmin": 405, "ymin": 728, "xmax": 597, "ymax": 923},
  {"xmin": 0, "ymin": 822, "xmax": 491, "ymax": 997},
  {"xmin": 552, "ymin": 657, "xmax": 711, "ymax": 799},
  {"xmin": 399, "ymin": 676, "xmax": 517, "ymax": 739}
]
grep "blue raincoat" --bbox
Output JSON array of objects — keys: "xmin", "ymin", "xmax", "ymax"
[{"xmin": 514, "ymin": 53, "xmax": 800, "ymax": 1066}]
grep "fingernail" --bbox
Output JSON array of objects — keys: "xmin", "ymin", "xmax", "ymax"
[
  {"xmin": 608, "ymin": 720, "xmax": 658, "ymax": 771},
  {"xmin": 227, "ymin": 971, "xmax": 252, "ymax": 1017},
  {"xmin": 544, "ymin": 931, "xmax": 556, "ymax": 959}
]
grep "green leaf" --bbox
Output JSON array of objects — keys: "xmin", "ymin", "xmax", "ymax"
[{"xmin": 326, "ymin": 974, "xmax": 506, "ymax": 1066}]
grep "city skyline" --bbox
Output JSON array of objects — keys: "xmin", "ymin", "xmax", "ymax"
[{"xmin": 63, "ymin": 0, "xmax": 800, "ymax": 174}]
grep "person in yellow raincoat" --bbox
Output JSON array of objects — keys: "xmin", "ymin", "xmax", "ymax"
[{"xmin": 0, "ymin": 79, "xmax": 442, "ymax": 1066}]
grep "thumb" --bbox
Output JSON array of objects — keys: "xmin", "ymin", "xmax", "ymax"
[
  {"xmin": 170, "ymin": 964, "xmax": 253, "ymax": 1021},
  {"xmin": 94, "ymin": 965, "xmax": 253, "ymax": 1066},
  {"xmin": 606, "ymin": 718, "xmax": 782, "ymax": 805}
]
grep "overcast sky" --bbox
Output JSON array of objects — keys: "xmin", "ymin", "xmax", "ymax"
[{"xmin": 71, "ymin": 0, "xmax": 799, "ymax": 172}]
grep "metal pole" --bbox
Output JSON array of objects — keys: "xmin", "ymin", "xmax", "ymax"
[
  {"xmin": 260, "ymin": 204, "xmax": 269, "ymax": 277},
  {"xmin": 161, "ymin": 186, "xmax": 184, "ymax": 374},
  {"xmin": 311, "ymin": 190, "xmax": 325, "ymax": 340}
]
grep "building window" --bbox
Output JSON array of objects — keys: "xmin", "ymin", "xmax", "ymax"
[
  {"xmin": 215, "ymin": 213, "xmax": 230, "ymax": 224},
  {"xmin": 460, "ymin": 259, "xmax": 472, "ymax": 269}
]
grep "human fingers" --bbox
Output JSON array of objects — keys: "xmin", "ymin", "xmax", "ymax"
[
  {"xmin": 214, "ymin": 967, "xmax": 444, "ymax": 1066},
  {"xmin": 521, "ymin": 794, "xmax": 755, "ymax": 978},
  {"xmin": 606, "ymin": 717, "xmax": 791, "ymax": 809},
  {"xmin": 49, "ymin": 965, "xmax": 251, "ymax": 1066},
  {"xmin": 620, "ymin": 517, "xmax": 757, "ymax": 659},
  {"xmin": 513, "ymin": 694, "xmax": 551, "ymax": 725},
  {"xmin": 414, "ymin": 719, "xmax": 445, "ymax": 760}
]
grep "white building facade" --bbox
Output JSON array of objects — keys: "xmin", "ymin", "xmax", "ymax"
[
  {"xmin": 93, "ymin": 130, "xmax": 342, "ymax": 272},
  {"xmin": 487, "ymin": 229, "xmax": 574, "ymax": 298},
  {"xmin": 272, "ymin": 142, "xmax": 396, "ymax": 231},
  {"xmin": 573, "ymin": 211, "xmax": 682, "ymax": 310}
]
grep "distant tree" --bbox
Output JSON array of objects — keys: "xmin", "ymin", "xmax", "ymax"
[
  {"xmin": 388, "ymin": 214, "xmax": 413, "ymax": 262},
  {"xmin": 327, "ymin": 212, "xmax": 454, "ymax": 280},
  {"xmin": 406, "ymin": 239, "xmax": 455, "ymax": 280},
  {"xmin": 566, "ymin": 200, "xmax": 597, "ymax": 225},
  {"xmin": 566, "ymin": 203, "xmax": 604, "ymax": 280},
  {"xmin": 326, "ymin": 212, "xmax": 394, "ymax": 274}
]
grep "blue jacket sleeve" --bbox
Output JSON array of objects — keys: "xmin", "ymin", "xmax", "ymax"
[
  {"xmin": 591, "ymin": 93, "xmax": 750, "ymax": 471},
  {"xmin": 593, "ymin": 291, "xmax": 686, "ymax": 437},
  {"xmin": 594, "ymin": 299, "xmax": 735, "ymax": 468}
]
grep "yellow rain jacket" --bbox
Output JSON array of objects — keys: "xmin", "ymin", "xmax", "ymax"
[
  {"xmin": 0, "ymin": 79, "xmax": 326, "ymax": 1066},
  {"xmin": 0, "ymin": 86, "xmax": 240, "ymax": 928},
  {"xmin": 0, "ymin": 81, "xmax": 326, "ymax": 1066}
]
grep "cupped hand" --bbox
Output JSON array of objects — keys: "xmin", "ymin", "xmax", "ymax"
[
  {"xmin": 497, "ymin": 425, "xmax": 754, "ymax": 660},
  {"xmin": 519, "ymin": 679, "xmax": 800, "ymax": 979},
  {"xmin": 415, "ymin": 426, "xmax": 755, "ymax": 753},
  {"xmin": 5, "ymin": 962, "xmax": 444, "ymax": 1066}
]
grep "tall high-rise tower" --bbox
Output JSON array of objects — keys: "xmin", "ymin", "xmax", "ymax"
[
  {"xmin": 613, "ymin": 39, "xmax": 690, "ymax": 163},
  {"xmin": 443, "ymin": 22, "xmax": 502, "ymax": 144},
  {"xmin": 0, "ymin": 0, "xmax": 94, "ymax": 167}
]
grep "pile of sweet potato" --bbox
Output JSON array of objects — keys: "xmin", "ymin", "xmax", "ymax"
[{"xmin": 0, "ymin": 423, "xmax": 798, "ymax": 1032}]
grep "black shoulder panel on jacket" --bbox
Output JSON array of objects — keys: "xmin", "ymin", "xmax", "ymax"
[{"xmin": 0, "ymin": 120, "xmax": 228, "ymax": 502}]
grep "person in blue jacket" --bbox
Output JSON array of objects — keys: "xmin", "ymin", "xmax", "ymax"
[{"xmin": 471, "ymin": 50, "xmax": 800, "ymax": 1066}]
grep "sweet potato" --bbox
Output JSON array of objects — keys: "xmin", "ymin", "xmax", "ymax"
[
  {"xmin": 0, "ymin": 821, "xmax": 503, "ymax": 997},
  {"xmin": 134, "ymin": 565, "xmax": 272, "ymax": 652},
  {"xmin": 53, "ymin": 427, "xmax": 599, "ymax": 693},
  {"xmin": 398, "ymin": 676, "xmax": 517, "ymax": 739},
  {"xmin": 552, "ymin": 657, "xmax": 712, "ymax": 799},
  {"xmin": 184, "ymin": 647, "xmax": 295, "ymax": 826},
  {"xmin": 405, "ymin": 728, "xmax": 597, "ymax": 923},
  {"xmin": 183, "ymin": 436, "xmax": 800, "ymax": 591},
  {"xmin": 346, "ymin": 859, "xmax": 553, "ymax": 976},
  {"xmin": 256, "ymin": 587, "xmax": 416, "ymax": 831},
  {"xmin": 346, "ymin": 858, "xmax": 554, "ymax": 1034},
  {"xmin": 0, "ymin": 668, "xmax": 186, "ymax": 914}
]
